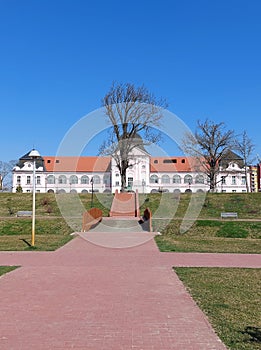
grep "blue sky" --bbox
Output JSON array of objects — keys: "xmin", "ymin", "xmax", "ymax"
[{"xmin": 0, "ymin": 0, "xmax": 260, "ymax": 162}]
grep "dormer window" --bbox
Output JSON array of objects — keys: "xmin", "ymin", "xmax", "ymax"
[{"xmin": 163, "ymin": 159, "xmax": 177, "ymax": 163}]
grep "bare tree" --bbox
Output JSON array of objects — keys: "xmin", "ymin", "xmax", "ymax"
[
  {"xmin": 0, "ymin": 160, "xmax": 17, "ymax": 191},
  {"xmin": 233, "ymin": 130, "xmax": 255, "ymax": 192},
  {"xmin": 183, "ymin": 119, "xmax": 234, "ymax": 192},
  {"xmin": 100, "ymin": 82, "xmax": 167, "ymax": 191}
]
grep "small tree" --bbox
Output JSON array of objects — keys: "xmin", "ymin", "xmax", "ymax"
[
  {"xmin": 16, "ymin": 185, "xmax": 23, "ymax": 193},
  {"xmin": 100, "ymin": 82, "xmax": 167, "ymax": 191},
  {"xmin": 0, "ymin": 160, "xmax": 17, "ymax": 192},
  {"xmin": 233, "ymin": 130, "xmax": 255, "ymax": 192},
  {"xmin": 183, "ymin": 119, "xmax": 234, "ymax": 192}
]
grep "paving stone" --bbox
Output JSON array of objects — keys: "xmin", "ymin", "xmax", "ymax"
[{"xmin": 0, "ymin": 235, "xmax": 259, "ymax": 349}]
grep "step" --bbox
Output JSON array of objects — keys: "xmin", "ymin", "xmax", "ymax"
[{"xmin": 89, "ymin": 218, "xmax": 146, "ymax": 232}]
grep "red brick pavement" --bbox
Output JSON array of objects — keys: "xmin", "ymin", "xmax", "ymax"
[{"xmin": 0, "ymin": 235, "xmax": 260, "ymax": 350}]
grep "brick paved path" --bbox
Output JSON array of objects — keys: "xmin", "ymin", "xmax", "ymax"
[{"xmin": 0, "ymin": 235, "xmax": 260, "ymax": 350}]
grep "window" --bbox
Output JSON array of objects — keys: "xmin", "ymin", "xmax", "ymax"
[
  {"xmin": 47, "ymin": 175, "xmax": 55, "ymax": 184},
  {"xmin": 154, "ymin": 160, "xmax": 158, "ymax": 164},
  {"xmin": 69, "ymin": 175, "xmax": 78, "ymax": 184},
  {"xmin": 27, "ymin": 176, "xmax": 31, "ymax": 185},
  {"xmin": 150, "ymin": 174, "xmax": 159, "ymax": 183},
  {"xmin": 116, "ymin": 173, "xmax": 119, "ymax": 177},
  {"xmin": 142, "ymin": 165, "xmax": 146, "ymax": 169},
  {"xmin": 47, "ymin": 160, "xmax": 51, "ymax": 163},
  {"xmin": 17, "ymin": 176, "xmax": 21, "ymax": 184},
  {"xmin": 55, "ymin": 159, "xmax": 60, "ymax": 163},
  {"xmin": 221, "ymin": 176, "xmax": 226, "ymax": 185},
  {"xmin": 161, "ymin": 175, "xmax": 170, "ymax": 184},
  {"xmin": 92, "ymin": 175, "xmax": 100, "ymax": 184},
  {"xmin": 128, "ymin": 177, "xmax": 133, "ymax": 188},
  {"xmin": 81, "ymin": 175, "xmax": 89, "ymax": 184},
  {"xmin": 232, "ymin": 189, "xmax": 236, "ymax": 192},
  {"xmin": 181, "ymin": 159, "xmax": 185, "ymax": 163},
  {"xmin": 103, "ymin": 174, "xmax": 110, "ymax": 185},
  {"xmin": 163, "ymin": 159, "xmax": 177, "ymax": 163},
  {"xmin": 115, "ymin": 181, "xmax": 120, "ymax": 186},
  {"xmin": 173, "ymin": 175, "xmax": 181, "ymax": 184},
  {"xmin": 241, "ymin": 176, "xmax": 246, "ymax": 185},
  {"xmin": 232, "ymin": 176, "xmax": 236, "ymax": 185},
  {"xmin": 58, "ymin": 175, "xmax": 67, "ymax": 184},
  {"xmin": 184, "ymin": 175, "xmax": 193, "ymax": 184},
  {"xmin": 195, "ymin": 175, "xmax": 204, "ymax": 184},
  {"xmin": 36, "ymin": 176, "xmax": 41, "ymax": 185}
]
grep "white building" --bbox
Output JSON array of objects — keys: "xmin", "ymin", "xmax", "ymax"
[{"xmin": 12, "ymin": 149, "xmax": 252, "ymax": 194}]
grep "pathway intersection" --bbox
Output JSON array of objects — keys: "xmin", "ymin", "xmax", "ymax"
[{"xmin": 0, "ymin": 232, "xmax": 260, "ymax": 350}]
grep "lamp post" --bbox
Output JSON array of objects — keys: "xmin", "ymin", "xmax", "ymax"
[
  {"xmin": 90, "ymin": 177, "xmax": 94, "ymax": 208},
  {"xmin": 29, "ymin": 149, "xmax": 40, "ymax": 247}
]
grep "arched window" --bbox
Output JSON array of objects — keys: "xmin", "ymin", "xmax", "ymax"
[
  {"xmin": 150, "ymin": 174, "xmax": 159, "ymax": 184},
  {"xmin": 184, "ymin": 175, "xmax": 193, "ymax": 184},
  {"xmin": 81, "ymin": 175, "xmax": 89, "ymax": 184},
  {"xmin": 92, "ymin": 175, "xmax": 100, "ymax": 184},
  {"xmin": 58, "ymin": 175, "xmax": 67, "ymax": 184},
  {"xmin": 173, "ymin": 175, "xmax": 181, "ymax": 184},
  {"xmin": 195, "ymin": 174, "xmax": 204, "ymax": 184},
  {"xmin": 69, "ymin": 175, "xmax": 78, "ymax": 184},
  {"xmin": 161, "ymin": 175, "xmax": 170, "ymax": 184},
  {"xmin": 103, "ymin": 174, "xmax": 110, "ymax": 185},
  {"xmin": 47, "ymin": 175, "xmax": 55, "ymax": 184}
]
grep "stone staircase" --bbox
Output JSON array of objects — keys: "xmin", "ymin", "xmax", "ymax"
[
  {"xmin": 88, "ymin": 217, "xmax": 145, "ymax": 232},
  {"xmin": 109, "ymin": 190, "xmax": 140, "ymax": 217}
]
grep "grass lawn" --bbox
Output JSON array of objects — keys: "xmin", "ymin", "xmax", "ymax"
[
  {"xmin": 0, "ymin": 266, "xmax": 18, "ymax": 276},
  {"xmin": 175, "ymin": 267, "xmax": 261, "ymax": 350},
  {"xmin": 0, "ymin": 218, "xmax": 73, "ymax": 251},
  {"xmin": 155, "ymin": 219, "xmax": 261, "ymax": 253},
  {"xmin": 0, "ymin": 192, "xmax": 261, "ymax": 252}
]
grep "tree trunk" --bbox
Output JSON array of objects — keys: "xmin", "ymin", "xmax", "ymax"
[
  {"xmin": 209, "ymin": 169, "xmax": 216, "ymax": 192},
  {"xmin": 120, "ymin": 171, "xmax": 127, "ymax": 192},
  {"xmin": 120, "ymin": 159, "xmax": 128, "ymax": 192}
]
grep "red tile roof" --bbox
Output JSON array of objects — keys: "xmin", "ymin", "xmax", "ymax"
[
  {"xmin": 43, "ymin": 156, "xmax": 111, "ymax": 173},
  {"xmin": 150, "ymin": 157, "xmax": 203, "ymax": 173}
]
